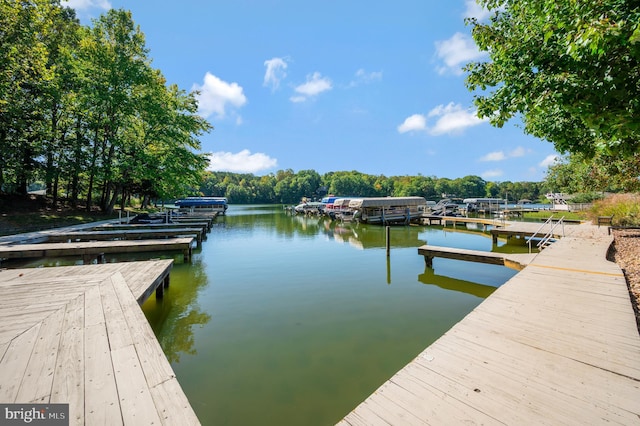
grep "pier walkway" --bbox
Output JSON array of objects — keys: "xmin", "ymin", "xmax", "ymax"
[
  {"xmin": 0, "ymin": 259, "xmax": 200, "ymax": 425},
  {"xmin": 339, "ymin": 222, "xmax": 640, "ymax": 425},
  {"xmin": 0, "ymin": 237, "xmax": 195, "ymax": 264}
]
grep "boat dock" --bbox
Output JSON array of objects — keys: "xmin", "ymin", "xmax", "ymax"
[
  {"xmin": 339, "ymin": 222, "xmax": 640, "ymax": 424},
  {"xmin": 44, "ymin": 227, "xmax": 205, "ymax": 246},
  {"xmin": 0, "ymin": 212, "xmax": 221, "ymax": 265},
  {"xmin": 418, "ymin": 245, "xmax": 536, "ymax": 270},
  {"xmin": 420, "ymin": 215, "xmax": 501, "ymax": 229},
  {"xmin": 0, "ymin": 259, "xmax": 200, "ymax": 425},
  {"xmin": 0, "ymin": 237, "xmax": 195, "ymax": 264},
  {"xmin": 100, "ymin": 222, "xmax": 211, "ymax": 235}
]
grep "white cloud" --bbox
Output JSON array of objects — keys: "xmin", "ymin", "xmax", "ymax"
[
  {"xmin": 397, "ymin": 114, "xmax": 427, "ymax": 134},
  {"xmin": 435, "ymin": 32, "xmax": 487, "ymax": 75},
  {"xmin": 481, "ymin": 169, "xmax": 504, "ymax": 179},
  {"xmin": 61, "ymin": 0, "xmax": 111, "ymax": 10},
  {"xmin": 480, "ymin": 151, "xmax": 507, "ymax": 162},
  {"xmin": 290, "ymin": 72, "xmax": 332, "ymax": 102},
  {"xmin": 207, "ymin": 150, "xmax": 277, "ymax": 174},
  {"xmin": 427, "ymin": 103, "xmax": 486, "ymax": 135},
  {"xmin": 192, "ymin": 72, "xmax": 247, "ymax": 120},
  {"xmin": 509, "ymin": 146, "xmax": 528, "ymax": 157},
  {"xmin": 348, "ymin": 69, "xmax": 383, "ymax": 87},
  {"xmin": 480, "ymin": 146, "xmax": 530, "ymax": 162},
  {"xmin": 263, "ymin": 57, "xmax": 288, "ymax": 91},
  {"xmin": 463, "ymin": 0, "xmax": 492, "ymax": 21},
  {"xmin": 539, "ymin": 154, "xmax": 560, "ymax": 168},
  {"xmin": 398, "ymin": 103, "xmax": 485, "ymax": 136}
]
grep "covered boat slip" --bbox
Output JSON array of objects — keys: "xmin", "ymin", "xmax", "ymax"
[
  {"xmin": 349, "ymin": 197, "xmax": 428, "ymax": 225},
  {"xmin": 463, "ymin": 197, "xmax": 506, "ymax": 213},
  {"xmin": 175, "ymin": 197, "xmax": 228, "ymax": 215},
  {"xmin": 0, "ymin": 260, "xmax": 201, "ymax": 425}
]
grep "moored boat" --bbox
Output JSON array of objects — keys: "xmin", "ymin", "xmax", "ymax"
[
  {"xmin": 294, "ymin": 201, "xmax": 325, "ymax": 215},
  {"xmin": 348, "ymin": 196, "xmax": 428, "ymax": 225},
  {"xmin": 331, "ymin": 198, "xmax": 360, "ymax": 222},
  {"xmin": 430, "ymin": 199, "xmax": 463, "ymax": 216},
  {"xmin": 175, "ymin": 197, "xmax": 228, "ymax": 214}
]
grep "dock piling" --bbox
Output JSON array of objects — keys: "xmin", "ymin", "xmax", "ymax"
[{"xmin": 386, "ymin": 226, "xmax": 391, "ymax": 257}]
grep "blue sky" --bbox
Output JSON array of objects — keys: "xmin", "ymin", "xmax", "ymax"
[{"xmin": 64, "ymin": 0, "xmax": 560, "ymax": 182}]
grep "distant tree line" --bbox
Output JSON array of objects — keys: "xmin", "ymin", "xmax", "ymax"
[
  {"xmin": 198, "ymin": 170, "xmax": 548, "ymax": 205},
  {"xmin": 0, "ymin": 2, "xmax": 211, "ymax": 212}
]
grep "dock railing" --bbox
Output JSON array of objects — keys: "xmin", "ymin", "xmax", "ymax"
[{"xmin": 528, "ymin": 215, "xmax": 565, "ymax": 253}]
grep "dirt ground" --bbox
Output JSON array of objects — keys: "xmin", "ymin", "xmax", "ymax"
[{"xmin": 610, "ymin": 229, "xmax": 640, "ymax": 330}]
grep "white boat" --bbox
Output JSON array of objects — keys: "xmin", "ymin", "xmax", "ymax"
[
  {"xmin": 294, "ymin": 201, "xmax": 325, "ymax": 214},
  {"xmin": 348, "ymin": 196, "xmax": 427, "ymax": 225},
  {"xmin": 463, "ymin": 197, "xmax": 505, "ymax": 213},
  {"xmin": 332, "ymin": 198, "xmax": 359, "ymax": 222},
  {"xmin": 430, "ymin": 199, "xmax": 463, "ymax": 216}
]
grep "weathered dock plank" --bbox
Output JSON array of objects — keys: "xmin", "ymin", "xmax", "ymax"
[
  {"xmin": 418, "ymin": 244, "xmax": 536, "ymax": 270},
  {"xmin": 0, "ymin": 260, "xmax": 200, "ymax": 425},
  {"xmin": 0, "ymin": 237, "xmax": 194, "ymax": 263},
  {"xmin": 45, "ymin": 227, "xmax": 204, "ymax": 245},
  {"xmin": 99, "ymin": 222, "xmax": 210, "ymax": 236},
  {"xmin": 341, "ymin": 223, "xmax": 640, "ymax": 425}
]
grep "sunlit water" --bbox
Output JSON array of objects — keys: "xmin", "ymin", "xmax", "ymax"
[{"xmin": 140, "ymin": 205, "xmax": 520, "ymax": 425}]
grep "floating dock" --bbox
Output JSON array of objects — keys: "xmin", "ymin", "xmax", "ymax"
[
  {"xmin": 418, "ymin": 245, "xmax": 536, "ymax": 270},
  {"xmin": 0, "ymin": 260, "xmax": 200, "ymax": 425},
  {"xmin": 0, "ymin": 237, "xmax": 195, "ymax": 264},
  {"xmin": 44, "ymin": 228, "xmax": 205, "ymax": 246},
  {"xmin": 340, "ymin": 222, "xmax": 640, "ymax": 424}
]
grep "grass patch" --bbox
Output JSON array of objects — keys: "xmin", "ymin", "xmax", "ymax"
[
  {"xmin": 521, "ymin": 211, "xmax": 587, "ymax": 222},
  {"xmin": 590, "ymin": 193, "xmax": 640, "ymax": 226},
  {"xmin": 0, "ymin": 194, "xmax": 118, "ymax": 236},
  {"xmin": 0, "ymin": 211, "xmax": 117, "ymax": 236}
]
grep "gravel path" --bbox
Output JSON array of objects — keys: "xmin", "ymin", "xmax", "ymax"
[{"xmin": 611, "ymin": 229, "xmax": 640, "ymax": 331}]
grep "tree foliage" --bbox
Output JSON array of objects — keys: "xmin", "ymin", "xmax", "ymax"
[
  {"xmin": 199, "ymin": 170, "xmax": 546, "ymax": 205},
  {"xmin": 0, "ymin": 3, "xmax": 212, "ymax": 212},
  {"xmin": 544, "ymin": 152, "xmax": 640, "ymax": 194},
  {"xmin": 466, "ymin": 0, "xmax": 640, "ymax": 158}
]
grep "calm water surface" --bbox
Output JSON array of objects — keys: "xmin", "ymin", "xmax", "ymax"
[{"xmin": 141, "ymin": 205, "xmax": 519, "ymax": 425}]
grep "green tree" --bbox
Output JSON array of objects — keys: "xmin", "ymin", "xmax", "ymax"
[
  {"xmin": 80, "ymin": 8, "xmax": 152, "ymax": 212},
  {"xmin": 466, "ymin": 1, "xmax": 640, "ymax": 158},
  {"xmin": 0, "ymin": 0, "xmax": 59, "ymax": 193},
  {"xmin": 545, "ymin": 153, "xmax": 640, "ymax": 194}
]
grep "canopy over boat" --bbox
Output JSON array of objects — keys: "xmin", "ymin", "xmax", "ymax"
[
  {"xmin": 175, "ymin": 197, "xmax": 227, "ymax": 207},
  {"xmin": 462, "ymin": 198, "xmax": 505, "ymax": 204},
  {"xmin": 348, "ymin": 197, "xmax": 427, "ymax": 209}
]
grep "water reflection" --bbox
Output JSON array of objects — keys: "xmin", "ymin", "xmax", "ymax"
[
  {"xmin": 142, "ymin": 205, "xmax": 519, "ymax": 426},
  {"xmin": 142, "ymin": 260, "xmax": 211, "ymax": 363},
  {"xmin": 418, "ymin": 265, "xmax": 497, "ymax": 298}
]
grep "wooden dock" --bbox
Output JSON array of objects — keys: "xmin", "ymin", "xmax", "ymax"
[
  {"xmin": 44, "ymin": 228, "xmax": 204, "ymax": 246},
  {"xmin": 418, "ymin": 245, "xmax": 536, "ymax": 270},
  {"xmin": 421, "ymin": 215, "xmax": 502, "ymax": 229},
  {"xmin": 0, "ymin": 259, "xmax": 200, "ymax": 425},
  {"xmin": 99, "ymin": 222, "xmax": 210, "ymax": 236},
  {"xmin": 339, "ymin": 222, "xmax": 640, "ymax": 424},
  {"xmin": 0, "ymin": 238, "xmax": 195, "ymax": 264}
]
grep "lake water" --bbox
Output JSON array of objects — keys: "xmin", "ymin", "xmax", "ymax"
[{"xmin": 141, "ymin": 205, "xmax": 521, "ymax": 425}]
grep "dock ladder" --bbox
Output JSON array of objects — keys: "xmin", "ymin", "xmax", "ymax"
[{"xmin": 527, "ymin": 215, "xmax": 565, "ymax": 253}]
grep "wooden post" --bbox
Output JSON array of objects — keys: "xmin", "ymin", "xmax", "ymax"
[
  {"xmin": 386, "ymin": 226, "xmax": 391, "ymax": 257},
  {"xmin": 163, "ymin": 273, "xmax": 170, "ymax": 289},
  {"xmin": 156, "ymin": 284, "xmax": 164, "ymax": 299},
  {"xmin": 386, "ymin": 256, "xmax": 391, "ymax": 284}
]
